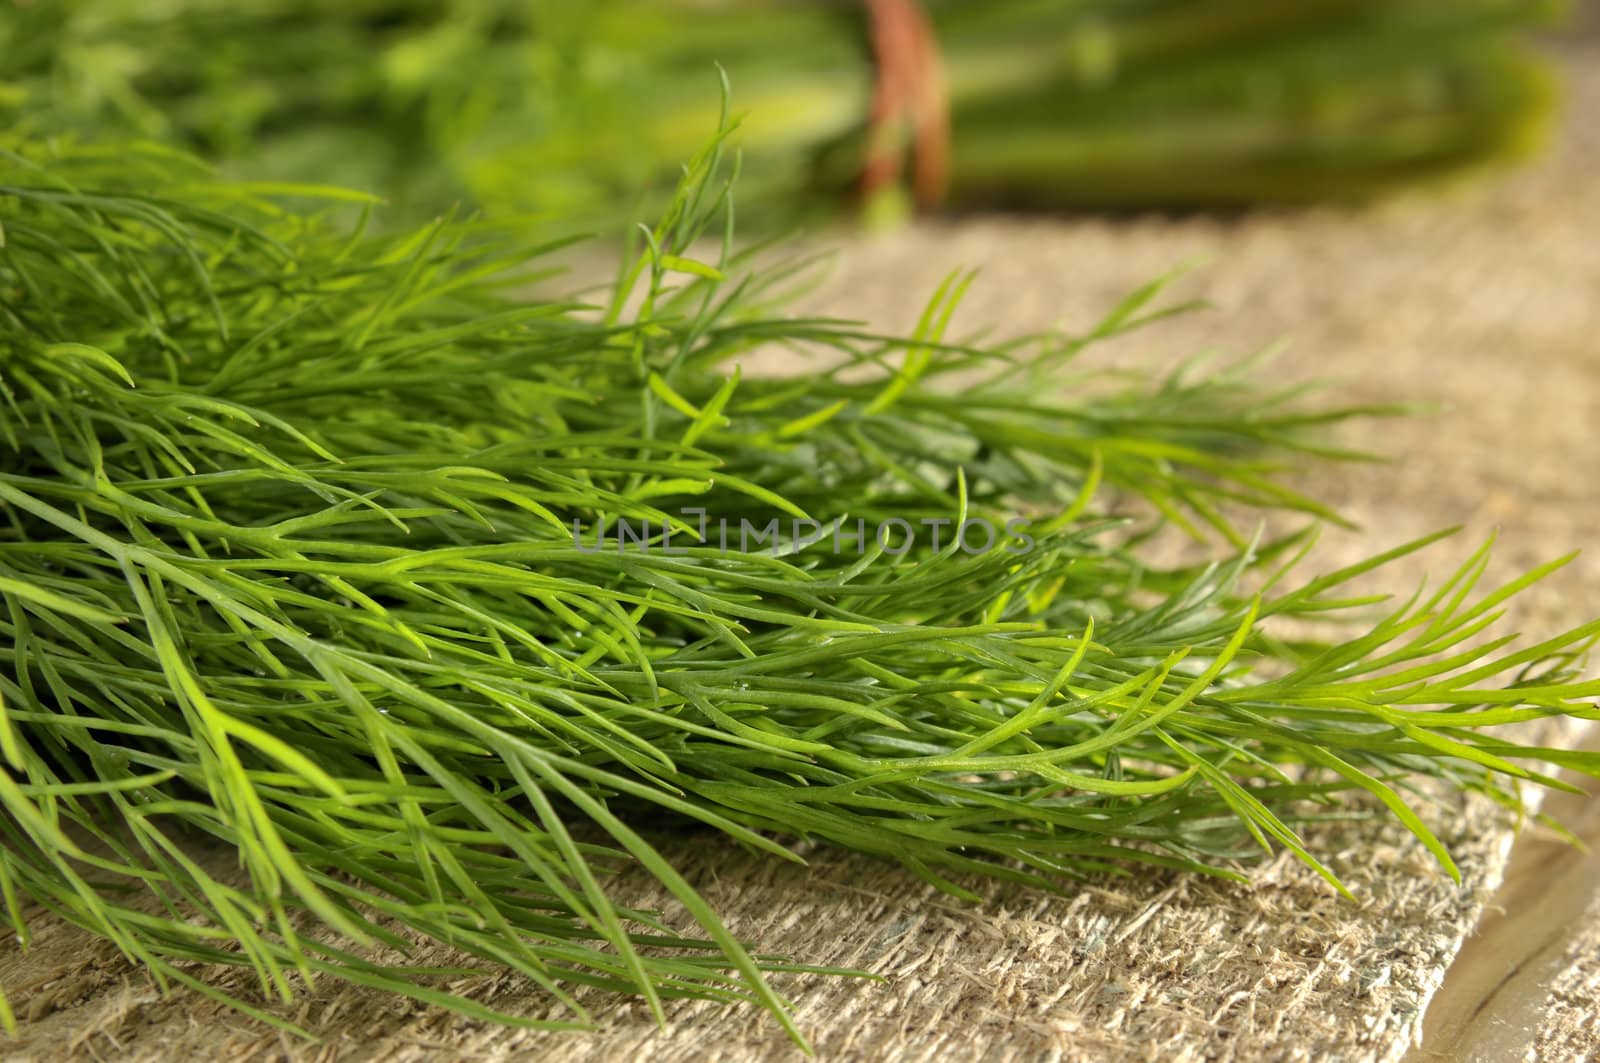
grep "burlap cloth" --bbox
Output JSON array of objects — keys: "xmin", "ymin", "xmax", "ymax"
[{"xmin": 4, "ymin": 26, "xmax": 1598, "ymax": 1063}]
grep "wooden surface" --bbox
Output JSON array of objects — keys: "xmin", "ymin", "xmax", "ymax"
[{"xmin": 1409, "ymin": 728, "xmax": 1600, "ymax": 1062}]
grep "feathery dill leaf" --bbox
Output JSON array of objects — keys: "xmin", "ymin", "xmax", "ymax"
[{"xmin": 0, "ymin": 122, "xmax": 1595, "ymax": 1047}]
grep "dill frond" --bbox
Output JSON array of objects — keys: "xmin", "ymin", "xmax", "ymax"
[{"xmin": 0, "ymin": 125, "xmax": 1594, "ymax": 1047}]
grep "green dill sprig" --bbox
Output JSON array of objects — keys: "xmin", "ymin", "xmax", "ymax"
[{"xmin": 0, "ymin": 127, "xmax": 1595, "ymax": 1050}]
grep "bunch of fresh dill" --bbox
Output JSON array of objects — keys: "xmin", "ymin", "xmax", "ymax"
[
  {"xmin": 2, "ymin": 0, "xmax": 1566, "ymax": 228},
  {"xmin": 0, "ymin": 118, "xmax": 1596, "ymax": 1047}
]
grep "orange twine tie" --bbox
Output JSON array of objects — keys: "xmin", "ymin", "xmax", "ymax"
[{"xmin": 861, "ymin": 0, "xmax": 951, "ymax": 209}]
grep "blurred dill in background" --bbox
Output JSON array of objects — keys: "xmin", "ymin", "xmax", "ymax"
[{"xmin": 1, "ymin": 0, "xmax": 1569, "ymax": 234}]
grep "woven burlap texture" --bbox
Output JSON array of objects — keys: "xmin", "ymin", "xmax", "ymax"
[{"xmin": 3, "ymin": 33, "xmax": 1597, "ymax": 1063}]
